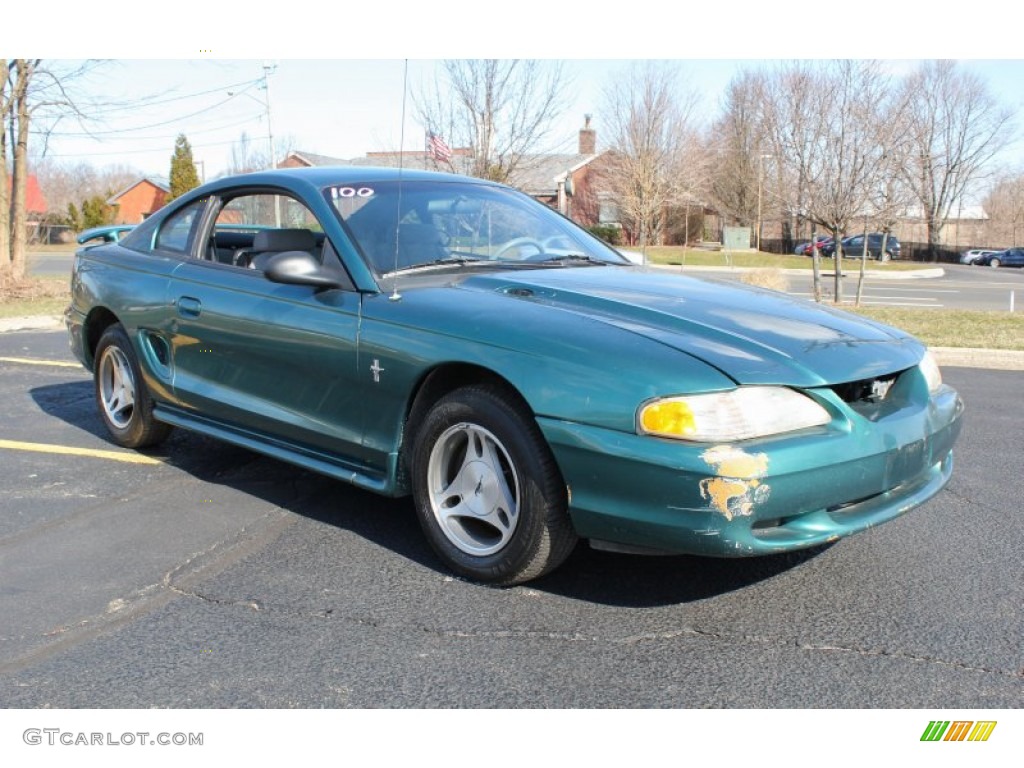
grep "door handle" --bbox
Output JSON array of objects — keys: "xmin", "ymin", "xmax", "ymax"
[{"xmin": 176, "ymin": 296, "xmax": 202, "ymax": 318}]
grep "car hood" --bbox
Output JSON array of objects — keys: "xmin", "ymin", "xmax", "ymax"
[{"xmin": 456, "ymin": 267, "xmax": 924, "ymax": 387}]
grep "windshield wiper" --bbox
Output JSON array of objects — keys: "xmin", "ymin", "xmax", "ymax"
[
  {"xmin": 531, "ymin": 253, "xmax": 625, "ymax": 266},
  {"xmin": 383, "ymin": 255, "xmax": 489, "ymax": 276}
]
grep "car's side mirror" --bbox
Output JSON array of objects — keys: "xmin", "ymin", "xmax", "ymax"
[{"xmin": 263, "ymin": 250, "xmax": 342, "ymax": 289}]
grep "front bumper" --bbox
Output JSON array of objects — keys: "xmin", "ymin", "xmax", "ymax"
[{"xmin": 540, "ymin": 378, "xmax": 963, "ymax": 557}]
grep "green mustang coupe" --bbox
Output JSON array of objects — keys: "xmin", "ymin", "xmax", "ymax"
[{"xmin": 66, "ymin": 167, "xmax": 963, "ymax": 584}]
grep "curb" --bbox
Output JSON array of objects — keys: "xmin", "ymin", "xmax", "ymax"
[
  {"xmin": 0, "ymin": 315, "xmax": 64, "ymax": 333},
  {"xmin": 931, "ymin": 347, "xmax": 1024, "ymax": 371}
]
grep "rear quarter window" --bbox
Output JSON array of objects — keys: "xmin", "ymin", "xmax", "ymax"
[{"xmin": 155, "ymin": 199, "xmax": 208, "ymax": 255}]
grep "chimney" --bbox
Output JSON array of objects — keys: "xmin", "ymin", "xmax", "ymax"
[{"xmin": 578, "ymin": 114, "xmax": 596, "ymax": 155}]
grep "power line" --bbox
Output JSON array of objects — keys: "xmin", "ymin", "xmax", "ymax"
[
  {"xmin": 31, "ymin": 111, "xmax": 265, "ymax": 143},
  {"xmin": 78, "ymin": 76, "xmax": 263, "ymax": 118},
  {"xmin": 40, "ymin": 137, "xmax": 248, "ymax": 159},
  {"xmin": 35, "ymin": 87, "xmax": 263, "ymax": 138}
]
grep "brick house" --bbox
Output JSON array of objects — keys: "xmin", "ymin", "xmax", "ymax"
[{"xmin": 107, "ymin": 177, "xmax": 169, "ymax": 224}]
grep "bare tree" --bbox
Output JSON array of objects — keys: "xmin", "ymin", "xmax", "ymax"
[
  {"xmin": 762, "ymin": 61, "xmax": 898, "ymax": 303},
  {"xmin": 416, "ymin": 60, "xmax": 570, "ymax": 183},
  {"xmin": 982, "ymin": 171, "xmax": 1024, "ymax": 247},
  {"xmin": 898, "ymin": 60, "xmax": 1013, "ymax": 259},
  {"xmin": 707, "ymin": 70, "xmax": 768, "ymax": 232},
  {"xmin": 600, "ymin": 62, "xmax": 704, "ymax": 251},
  {"xmin": 0, "ymin": 60, "xmax": 11, "ymax": 274},
  {"xmin": 5, "ymin": 59, "xmax": 39, "ymax": 280},
  {"xmin": 760, "ymin": 63, "xmax": 833, "ymax": 258},
  {"xmin": 227, "ymin": 131, "xmax": 264, "ymax": 175},
  {"xmin": 2, "ymin": 59, "xmax": 95, "ymax": 279},
  {"xmin": 224, "ymin": 130, "xmax": 295, "ymax": 177}
]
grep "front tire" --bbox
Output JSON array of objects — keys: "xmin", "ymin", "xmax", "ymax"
[
  {"xmin": 94, "ymin": 324, "xmax": 172, "ymax": 449},
  {"xmin": 411, "ymin": 385, "xmax": 577, "ymax": 585},
  {"xmin": 990, "ymin": 258, "xmax": 1001, "ymax": 268}
]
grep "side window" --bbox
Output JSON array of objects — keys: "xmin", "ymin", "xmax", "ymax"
[
  {"xmin": 217, "ymin": 193, "xmax": 322, "ymax": 233},
  {"xmin": 155, "ymin": 199, "xmax": 207, "ymax": 255},
  {"xmin": 212, "ymin": 192, "xmax": 325, "ymax": 269}
]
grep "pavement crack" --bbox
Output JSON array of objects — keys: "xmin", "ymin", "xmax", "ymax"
[
  {"xmin": 619, "ymin": 625, "xmax": 1022, "ymax": 679},
  {"xmin": 796, "ymin": 640, "xmax": 1022, "ymax": 678}
]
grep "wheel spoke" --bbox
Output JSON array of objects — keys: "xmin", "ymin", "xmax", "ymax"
[
  {"xmin": 427, "ymin": 421, "xmax": 521, "ymax": 556},
  {"xmin": 100, "ymin": 347, "xmax": 136, "ymax": 429},
  {"xmin": 481, "ymin": 436, "xmax": 518, "ymax": 520}
]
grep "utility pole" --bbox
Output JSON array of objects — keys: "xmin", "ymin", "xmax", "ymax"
[{"xmin": 262, "ymin": 63, "xmax": 277, "ymax": 170}]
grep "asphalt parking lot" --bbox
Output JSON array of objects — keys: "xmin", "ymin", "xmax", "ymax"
[{"xmin": 0, "ymin": 329, "xmax": 1021, "ymax": 708}]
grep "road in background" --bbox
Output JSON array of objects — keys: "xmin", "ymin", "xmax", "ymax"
[{"xmin": 784, "ymin": 262, "xmax": 1024, "ymax": 310}]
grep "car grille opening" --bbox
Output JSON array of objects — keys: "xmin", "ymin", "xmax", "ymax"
[{"xmin": 831, "ymin": 371, "xmax": 902, "ymax": 405}]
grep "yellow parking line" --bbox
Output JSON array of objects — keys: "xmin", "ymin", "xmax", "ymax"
[
  {"xmin": 0, "ymin": 439, "xmax": 162, "ymax": 465},
  {"xmin": 0, "ymin": 356, "xmax": 81, "ymax": 369}
]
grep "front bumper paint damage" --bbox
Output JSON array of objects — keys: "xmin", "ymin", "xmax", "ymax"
[{"xmin": 539, "ymin": 375, "xmax": 964, "ymax": 557}]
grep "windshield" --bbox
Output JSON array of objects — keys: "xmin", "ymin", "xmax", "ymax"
[{"xmin": 323, "ymin": 180, "xmax": 628, "ymax": 275}]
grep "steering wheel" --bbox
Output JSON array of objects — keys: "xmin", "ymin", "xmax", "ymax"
[
  {"xmin": 493, "ymin": 237, "xmax": 545, "ymax": 260},
  {"xmin": 541, "ymin": 235, "xmax": 575, "ymax": 251}
]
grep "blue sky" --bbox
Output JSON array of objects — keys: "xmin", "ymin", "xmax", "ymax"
[{"xmin": 17, "ymin": 3, "xmax": 1024, "ymax": 179}]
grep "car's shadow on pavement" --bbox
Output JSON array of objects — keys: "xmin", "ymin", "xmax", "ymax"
[
  {"xmin": 531, "ymin": 544, "xmax": 829, "ymax": 607},
  {"xmin": 31, "ymin": 380, "xmax": 830, "ymax": 608}
]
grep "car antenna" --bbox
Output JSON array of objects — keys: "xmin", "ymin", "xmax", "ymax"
[{"xmin": 389, "ymin": 59, "xmax": 409, "ymax": 303}]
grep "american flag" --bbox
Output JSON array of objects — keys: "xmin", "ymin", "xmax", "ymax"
[{"xmin": 427, "ymin": 133, "xmax": 453, "ymax": 163}]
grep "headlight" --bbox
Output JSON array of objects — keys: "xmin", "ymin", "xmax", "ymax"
[
  {"xmin": 638, "ymin": 387, "xmax": 831, "ymax": 442},
  {"xmin": 919, "ymin": 349, "xmax": 942, "ymax": 395}
]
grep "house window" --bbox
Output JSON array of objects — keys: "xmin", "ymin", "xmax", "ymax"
[{"xmin": 598, "ymin": 195, "xmax": 620, "ymax": 225}]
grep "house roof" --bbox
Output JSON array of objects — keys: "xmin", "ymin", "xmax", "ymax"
[
  {"xmin": 280, "ymin": 151, "xmax": 350, "ymax": 168},
  {"xmin": 506, "ymin": 153, "xmax": 601, "ymax": 196},
  {"xmin": 107, "ymin": 176, "xmax": 170, "ymax": 204},
  {"xmin": 6, "ymin": 174, "xmax": 47, "ymax": 214}
]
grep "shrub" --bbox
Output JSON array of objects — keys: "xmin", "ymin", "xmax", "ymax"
[{"xmin": 587, "ymin": 224, "xmax": 622, "ymax": 246}]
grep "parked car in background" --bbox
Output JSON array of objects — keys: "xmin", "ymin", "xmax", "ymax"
[
  {"xmin": 975, "ymin": 248, "xmax": 1024, "ymax": 268},
  {"xmin": 960, "ymin": 249, "xmax": 999, "ymax": 265},
  {"xmin": 65, "ymin": 166, "xmax": 963, "ymax": 585},
  {"xmin": 823, "ymin": 233, "xmax": 901, "ymax": 262},
  {"xmin": 795, "ymin": 235, "xmax": 831, "ymax": 256},
  {"xmin": 799, "ymin": 236, "xmax": 834, "ymax": 256}
]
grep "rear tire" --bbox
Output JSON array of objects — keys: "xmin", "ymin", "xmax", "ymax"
[
  {"xmin": 411, "ymin": 384, "xmax": 577, "ymax": 585},
  {"xmin": 94, "ymin": 324, "xmax": 172, "ymax": 449}
]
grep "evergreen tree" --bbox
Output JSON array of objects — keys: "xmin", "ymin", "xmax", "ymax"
[
  {"xmin": 81, "ymin": 195, "xmax": 115, "ymax": 228},
  {"xmin": 66, "ymin": 202, "xmax": 83, "ymax": 231},
  {"xmin": 167, "ymin": 133, "xmax": 201, "ymax": 201}
]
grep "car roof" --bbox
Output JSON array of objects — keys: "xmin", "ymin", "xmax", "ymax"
[{"xmin": 214, "ymin": 166, "xmax": 494, "ymax": 188}]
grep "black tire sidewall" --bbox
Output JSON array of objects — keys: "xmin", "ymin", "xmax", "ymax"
[
  {"xmin": 411, "ymin": 386, "xmax": 569, "ymax": 584},
  {"xmin": 94, "ymin": 324, "xmax": 162, "ymax": 448}
]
